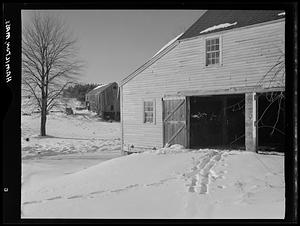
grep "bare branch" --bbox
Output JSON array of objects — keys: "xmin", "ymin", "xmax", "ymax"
[
  {"xmin": 258, "ymin": 126, "xmax": 285, "ymax": 135},
  {"xmin": 257, "ymin": 94, "xmax": 282, "ymax": 124},
  {"xmin": 22, "ymin": 79, "xmax": 42, "ymax": 109},
  {"xmin": 47, "ymin": 81, "xmax": 75, "ymax": 109},
  {"xmin": 22, "ymin": 12, "xmax": 84, "ymax": 136},
  {"xmin": 270, "ymin": 96, "xmax": 283, "ymax": 135}
]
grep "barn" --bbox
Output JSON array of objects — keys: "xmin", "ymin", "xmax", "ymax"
[
  {"xmin": 119, "ymin": 10, "xmax": 285, "ymax": 154},
  {"xmin": 85, "ymin": 82, "xmax": 120, "ymax": 120}
]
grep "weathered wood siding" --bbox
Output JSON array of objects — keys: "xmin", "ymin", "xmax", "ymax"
[
  {"xmin": 95, "ymin": 84, "xmax": 120, "ymax": 114},
  {"xmin": 86, "ymin": 93, "xmax": 98, "ymax": 112},
  {"xmin": 163, "ymin": 98, "xmax": 187, "ymax": 147},
  {"xmin": 86, "ymin": 83, "xmax": 120, "ymax": 119},
  {"xmin": 122, "ymin": 20, "xmax": 285, "ymax": 149}
]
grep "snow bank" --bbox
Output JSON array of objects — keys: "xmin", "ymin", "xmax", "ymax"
[
  {"xmin": 200, "ymin": 22, "xmax": 238, "ymax": 34},
  {"xmin": 146, "ymin": 144, "xmax": 186, "ymax": 154},
  {"xmin": 22, "ymin": 148, "xmax": 285, "ymax": 219}
]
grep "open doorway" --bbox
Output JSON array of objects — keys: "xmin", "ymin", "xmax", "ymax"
[
  {"xmin": 189, "ymin": 94, "xmax": 245, "ymax": 149},
  {"xmin": 257, "ymin": 91, "xmax": 285, "ymax": 152}
]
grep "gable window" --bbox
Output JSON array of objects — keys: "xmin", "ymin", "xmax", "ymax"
[
  {"xmin": 143, "ymin": 101, "xmax": 155, "ymax": 123},
  {"xmin": 205, "ymin": 37, "xmax": 220, "ymax": 66}
]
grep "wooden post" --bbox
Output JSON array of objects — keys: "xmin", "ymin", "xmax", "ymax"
[
  {"xmin": 120, "ymin": 86, "xmax": 125, "ymax": 155},
  {"xmin": 162, "ymin": 98, "xmax": 165, "ymax": 147},
  {"xmin": 245, "ymin": 93, "xmax": 257, "ymax": 152}
]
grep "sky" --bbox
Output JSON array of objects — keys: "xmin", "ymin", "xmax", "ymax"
[{"xmin": 22, "ymin": 10, "xmax": 205, "ymax": 85}]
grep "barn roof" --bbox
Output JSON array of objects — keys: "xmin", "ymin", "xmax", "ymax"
[
  {"xmin": 86, "ymin": 82, "xmax": 117, "ymax": 97},
  {"xmin": 120, "ymin": 10, "xmax": 285, "ymax": 87},
  {"xmin": 179, "ymin": 10, "xmax": 285, "ymax": 40}
]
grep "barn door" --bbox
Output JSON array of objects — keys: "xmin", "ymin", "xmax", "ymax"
[{"xmin": 163, "ymin": 96, "xmax": 188, "ymax": 147}]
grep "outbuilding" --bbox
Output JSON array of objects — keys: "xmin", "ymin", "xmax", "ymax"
[
  {"xmin": 85, "ymin": 82, "xmax": 120, "ymax": 120},
  {"xmin": 119, "ymin": 10, "xmax": 285, "ymax": 154}
]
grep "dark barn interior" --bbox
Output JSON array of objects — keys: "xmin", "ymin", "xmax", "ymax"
[
  {"xmin": 257, "ymin": 92, "xmax": 285, "ymax": 152},
  {"xmin": 190, "ymin": 94, "xmax": 245, "ymax": 149}
]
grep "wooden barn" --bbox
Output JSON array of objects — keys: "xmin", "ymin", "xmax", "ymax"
[
  {"xmin": 119, "ymin": 10, "xmax": 285, "ymax": 154},
  {"xmin": 85, "ymin": 82, "xmax": 120, "ymax": 120}
]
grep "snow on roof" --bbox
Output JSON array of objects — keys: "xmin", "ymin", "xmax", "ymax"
[
  {"xmin": 179, "ymin": 10, "xmax": 285, "ymax": 40},
  {"xmin": 199, "ymin": 22, "xmax": 237, "ymax": 34},
  {"xmin": 152, "ymin": 33, "xmax": 183, "ymax": 58},
  {"xmin": 86, "ymin": 83, "xmax": 114, "ymax": 97},
  {"xmin": 278, "ymin": 12, "xmax": 285, "ymax": 16},
  {"xmin": 93, "ymin": 84, "xmax": 107, "ymax": 90}
]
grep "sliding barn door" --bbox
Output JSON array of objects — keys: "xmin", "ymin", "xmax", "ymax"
[{"xmin": 163, "ymin": 96, "xmax": 188, "ymax": 147}]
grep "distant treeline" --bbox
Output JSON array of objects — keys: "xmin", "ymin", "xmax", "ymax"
[{"xmin": 63, "ymin": 83, "xmax": 100, "ymax": 102}]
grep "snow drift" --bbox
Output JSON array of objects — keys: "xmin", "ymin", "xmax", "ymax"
[{"xmin": 22, "ymin": 146, "xmax": 285, "ymax": 219}]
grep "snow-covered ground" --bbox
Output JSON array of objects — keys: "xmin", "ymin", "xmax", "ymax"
[
  {"xmin": 21, "ymin": 99, "xmax": 285, "ymax": 219},
  {"xmin": 21, "ymin": 98, "xmax": 121, "ymax": 160},
  {"xmin": 22, "ymin": 112, "xmax": 120, "ymax": 159},
  {"xmin": 21, "ymin": 98, "xmax": 123, "ymax": 215}
]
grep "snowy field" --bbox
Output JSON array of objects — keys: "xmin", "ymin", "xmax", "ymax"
[
  {"xmin": 22, "ymin": 111, "xmax": 121, "ymax": 159},
  {"xmin": 21, "ymin": 99, "xmax": 285, "ymax": 219}
]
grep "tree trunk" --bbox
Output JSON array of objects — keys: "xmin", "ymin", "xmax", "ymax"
[{"xmin": 40, "ymin": 97, "xmax": 47, "ymax": 136}]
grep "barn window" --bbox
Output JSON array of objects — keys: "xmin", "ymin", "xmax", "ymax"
[
  {"xmin": 205, "ymin": 37, "xmax": 220, "ymax": 66},
  {"xmin": 143, "ymin": 100, "xmax": 155, "ymax": 123}
]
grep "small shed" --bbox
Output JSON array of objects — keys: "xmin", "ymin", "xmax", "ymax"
[
  {"xmin": 119, "ymin": 10, "xmax": 286, "ymax": 154},
  {"xmin": 85, "ymin": 82, "xmax": 120, "ymax": 120}
]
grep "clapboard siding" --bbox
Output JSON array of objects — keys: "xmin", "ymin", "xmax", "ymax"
[{"xmin": 122, "ymin": 20, "xmax": 285, "ymax": 149}]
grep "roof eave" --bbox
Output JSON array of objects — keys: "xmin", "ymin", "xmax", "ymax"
[{"xmin": 120, "ymin": 40, "xmax": 180, "ymax": 87}]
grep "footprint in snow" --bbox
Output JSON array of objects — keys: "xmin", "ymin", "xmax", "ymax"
[
  {"xmin": 218, "ymin": 170, "xmax": 228, "ymax": 175},
  {"xmin": 22, "ymin": 200, "xmax": 43, "ymax": 205},
  {"xmin": 124, "ymin": 184, "xmax": 139, "ymax": 189},
  {"xmin": 46, "ymin": 196, "xmax": 62, "ymax": 201},
  {"xmin": 191, "ymin": 166, "xmax": 198, "ymax": 171},
  {"xmin": 146, "ymin": 182, "xmax": 163, "ymax": 187},
  {"xmin": 67, "ymin": 195, "xmax": 83, "ymax": 199},
  {"xmin": 188, "ymin": 186, "xmax": 195, "ymax": 193},
  {"xmin": 186, "ymin": 152, "xmax": 223, "ymax": 194},
  {"xmin": 217, "ymin": 185, "xmax": 226, "ymax": 189},
  {"xmin": 213, "ymin": 154, "xmax": 222, "ymax": 161},
  {"xmin": 195, "ymin": 183, "xmax": 208, "ymax": 194},
  {"xmin": 89, "ymin": 190, "xmax": 107, "ymax": 195},
  {"xmin": 111, "ymin": 188, "xmax": 127, "ymax": 193}
]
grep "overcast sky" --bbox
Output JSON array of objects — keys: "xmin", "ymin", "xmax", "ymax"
[{"xmin": 22, "ymin": 10, "xmax": 205, "ymax": 85}]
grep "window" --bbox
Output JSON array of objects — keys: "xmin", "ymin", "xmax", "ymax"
[
  {"xmin": 144, "ymin": 101, "xmax": 154, "ymax": 123},
  {"xmin": 205, "ymin": 37, "xmax": 220, "ymax": 66}
]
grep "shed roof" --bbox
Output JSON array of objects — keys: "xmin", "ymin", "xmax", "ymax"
[
  {"xmin": 120, "ymin": 10, "xmax": 285, "ymax": 87},
  {"xmin": 86, "ymin": 82, "xmax": 117, "ymax": 97}
]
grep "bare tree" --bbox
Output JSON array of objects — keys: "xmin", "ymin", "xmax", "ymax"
[
  {"xmin": 22, "ymin": 12, "xmax": 83, "ymax": 136},
  {"xmin": 228, "ymin": 49, "xmax": 285, "ymax": 149},
  {"xmin": 256, "ymin": 49, "xmax": 285, "ymax": 135}
]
